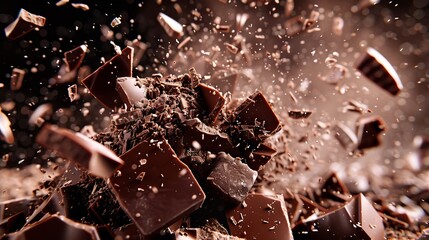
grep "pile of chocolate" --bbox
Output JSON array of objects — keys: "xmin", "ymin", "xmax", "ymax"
[{"xmin": 1, "ymin": 1, "xmax": 429, "ymax": 240}]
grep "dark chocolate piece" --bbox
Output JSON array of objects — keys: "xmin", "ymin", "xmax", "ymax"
[
  {"xmin": 343, "ymin": 100, "xmax": 371, "ymax": 114},
  {"xmin": 234, "ymin": 91, "xmax": 280, "ymax": 136},
  {"xmin": 0, "ymin": 110, "xmax": 14, "ymax": 144},
  {"xmin": 287, "ymin": 109, "xmax": 312, "ymax": 119},
  {"xmin": 10, "ymin": 68, "xmax": 25, "ymax": 91},
  {"xmin": 0, "ymin": 212, "xmax": 26, "ymax": 235},
  {"xmin": 321, "ymin": 173, "xmax": 351, "ymax": 202},
  {"xmin": 68, "ymin": 84, "xmax": 79, "ymax": 102},
  {"xmin": 355, "ymin": 47, "xmax": 403, "ymax": 95},
  {"xmin": 197, "ymin": 84, "xmax": 225, "ymax": 124},
  {"xmin": 332, "ymin": 123, "xmax": 358, "ymax": 152},
  {"xmin": 207, "ymin": 152, "xmax": 257, "ymax": 204},
  {"xmin": 157, "ymin": 13, "xmax": 184, "ymax": 38},
  {"xmin": 293, "ymin": 194, "xmax": 385, "ymax": 240},
  {"xmin": 247, "ymin": 143, "xmax": 276, "ymax": 171},
  {"xmin": 356, "ymin": 115, "xmax": 385, "ymax": 150},
  {"xmin": 109, "ymin": 137, "xmax": 205, "ymax": 237},
  {"xmin": 4, "ymin": 9, "xmax": 46, "ymax": 40},
  {"xmin": 6, "ymin": 214, "xmax": 99, "ymax": 240},
  {"xmin": 36, "ymin": 124, "xmax": 124, "ymax": 178},
  {"xmin": 116, "ymin": 77, "xmax": 147, "ymax": 108},
  {"xmin": 0, "ymin": 197, "xmax": 37, "ymax": 222},
  {"xmin": 226, "ymin": 194, "xmax": 294, "ymax": 240},
  {"xmin": 82, "ymin": 46, "xmax": 134, "ymax": 109},
  {"xmin": 64, "ymin": 45, "xmax": 87, "ymax": 72}
]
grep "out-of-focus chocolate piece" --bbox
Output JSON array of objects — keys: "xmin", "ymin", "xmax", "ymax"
[
  {"xmin": 183, "ymin": 118, "xmax": 238, "ymax": 156},
  {"xmin": 0, "ymin": 198, "xmax": 37, "ymax": 222},
  {"xmin": 0, "ymin": 212, "xmax": 26, "ymax": 236},
  {"xmin": 6, "ymin": 214, "xmax": 100, "ymax": 240},
  {"xmin": 126, "ymin": 39, "xmax": 147, "ymax": 67},
  {"xmin": 28, "ymin": 103, "xmax": 53, "ymax": 127},
  {"xmin": 321, "ymin": 173, "xmax": 351, "ymax": 202},
  {"xmin": 109, "ymin": 137, "xmax": 205, "ymax": 237},
  {"xmin": 208, "ymin": 71, "xmax": 238, "ymax": 94},
  {"xmin": 284, "ymin": 0, "xmax": 294, "ymax": 17},
  {"xmin": 332, "ymin": 123, "xmax": 358, "ymax": 152},
  {"xmin": 287, "ymin": 109, "xmax": 312, "ymax": 119},
  {"xmin": 0, "ymin": 110, "xmax": 14, "ymax": 145},
  {"xmin": 236, "ymin": 13, "xmax": 249, "ymax": 32},
  {"xmin": 303, "ymin": 10, "xmax": 320, "ymax": 31},
  {"xmin": 178, "ymin": 36, "xmax": 192, "ymax": 49},
  {"xmin": 10, "ymin": 68, "xmax": 25, "ymax": 91},
  {"xmin": 332, "ymin": 17, "xmax": 344, "ymax": 35},
  {"xmin": 298, "ymin": 194, "xmax": 327, "ymax": 219},
  {"xmin": 293, "ymin": 194, "xmax": 385, "ymax": 240},
  {"xmin": 356, "ymin": 115, "xmax": 385, "ymax": 150},
  {"xmin": 234, "ymin": 91, "xmax": 280, "ymax": 136},
  {"xmin": 116, "ymin": 77, "xmax": 147, "ymax": 108},
  {"xmin": 36, "ymin": 124, "xmax": 124, "ymax": 178},
  {"xmin": 71, "ymin": 3, "xmax": 90, "ymax": 11},
  {"xmin": 284, "ymin": 16, "xmax": 304, "ymax": 36},
  {"xmin": 247, "ymin": 143, "xmax": 276, "ymax": 171},
  {"xmin": 355, "ymin": 47, "xmax": 403, "ymax": 95},
  {"xmin": 110, "ymin": 17, "xmax": 121, "ymax": 28},
  {"xmin": 157, "ymin": 13, "xmax": 184, "ymax": 38},
  {"xmin": 320, "ymin": 64, "xmax": 347, "ymax": 85},
  {"xmin": 4, "ymin": 9, "xmax": 46, "ymax": 40},
  {"xmin": 343, "ymin": 100, "xmax": 371, "ymax": 114},
  {"xmin": 68, "ymin": 84, "xmax": 79, "ymax": 102},
  {"xmin": 207, "ymin": 152, "xmax": 257, "ymax": 204},
  {"xmin": 82, "ymin": 46, "xmax": 134, "ymax": 109},
  {"xmin": 55, "ymin": 0, "xmax": 69, "ymax": 6},
  {"xmin": 418, "ymin": 228, "xmax": 429, "ymax": 240},
  {"xmin": 283, "ymin": 192, "xmax": 304, "ymax": 227},
  {"xmin": 175, "ymin": 228, "xmax": 244, "ymax": 240},
  {"xmin": 64, "ymin": 45, "xmax": 87, "ymax": 72},
  {"xmin": 408, "ymin": 136, "xmax": 429, "ymax": 171},
  {"xmin": 351, "ymin": 0, "xmax": 380, "ymax": 13},
  {"xmin": 226, "ymin": 194, "xmax": 294, "ymax": 240},
  {"xmin": 197, "ymin": 84, "xmax": 225, "ymax": 124}
]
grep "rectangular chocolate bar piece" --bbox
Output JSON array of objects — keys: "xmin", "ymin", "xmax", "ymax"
[{"xmin": 4, "ymin": 9, "xmax": 46, "ymax": 40}]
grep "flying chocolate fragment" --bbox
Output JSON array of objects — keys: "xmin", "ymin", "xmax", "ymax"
[
  {"xmin": 321, "ymin": 173, "xmax": 351, "ymax": 202},
  {"xmin": 36, "ymin": 124, "xmax": 124, "ymax": 178},
  {"xmin": 64, "ymin": 45, "xmax": 87, "ymax": 72},
  {"xmin": 10, "ymin": 68, "xmax": 25, "ymax": 91},
  {"xmin": 226, "ymin": 194, "xmax": 294, "ymax": 240},
  {"xmin": 207, "ymin": 152, "xmax": 257, "ymax": 204},
  {"xmin": 4, "ymin": 9, "xmax": 46, "ymax": 40},
  {"xmin": 293, "ymin": 194, "xmax": 385, "ymax": 240},
  {"xmin": 287, "ymin": 109, "xmax": 312, "ymax": 119},
  {"xmin": 0, "ymin": 109, "xmax": 14, "ymax": 144},
  {"xmin": 109, "ymin": 137, "xmax": 205, "ymax": 237},
  {"xmin": 332, "ymin": 123, "xmax": 358, "ymax": 151},
  {"xmin": 356, "ymin": 115, "xmax": 385, "ymax": 150},
  {"xmin": 82, "ymin": 46, "xmax": 134, "ymax": 109},
  {"xmin": 355, "ymin": 47, "xmax": 403, "ymax": 95},
  {"xmin": 157, "ymin": 13, "xmax": 184, "ymax": 38},
  {"xmin": 247, "ymin": 143, "xmax": 276, "ymax": 171}
]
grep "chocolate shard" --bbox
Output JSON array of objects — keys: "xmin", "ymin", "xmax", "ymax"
[
  {"xmin": 64, "ymin": 45, "xmax": 87, "ymax": 72},
  {"xmin": 6, "ymin": 214, "xmax": 100, "ymax": 240},
  {"xmin": 247, "ymin": 143, "xmax": 276, "ymax": 171},
  {"xmin": 320, "ymin": 173, "xmax": 351, "ymax": 202},
  {"xmin": 10, "ymin": 68, "xmax": 25, "ymax": 91},
  {"xmin": 36, "ymin": 124, "xmax": 124, "ymax": 178},
  {"xmin": 68, "ymin": 84, "xmax": 79, "ymax": 102},
  {"xmin": 234, "ymin": 91, "xmax": 281, "ymax": 136},
  {"xmin": 355, "ymin": 47, "xmax": 403, "ymax": 95},
  {"xmin": 207, "ymin": 152, "xmax": 257, "ymax": 204},
  {"xmin": 356, "ymin": 116, "xmax": 385, "ymax": 150},
  {"xmin": 226, "ymin": 194, "xmax": 294, "ymax": 240},
  {"xmin": 197, "ymin": 84, "xmax": 225, "ymax": 124},
  {"xmin": 0, "ymin": 110, "xmax": 14, "ymax": 144},
  {"xmin": 116, "ymin": 77, "xmax": 147, "ymax": 108},
  {"xmin": 82, "ymin": 46, "xmax": 134, "ymax": 109},
  {"xmin": 183, "ymin": 118, "xmax": 238, "ymax": 156},
  {"xmin": 175, "ymin": 228, "xmax": 244, "ymax": 240},
  {"xmin": 298, "ymin": 194, "xmax": 327, "ymax": 220},
  {"xmin": 157, "ymin": 13, "xmax": 184, "ymax": 38},
  {"xmin": 293, "ymin": 194, "xmax": 385, "ymax": 240},
  {"xmin": 4, "ymin": 9, "xmax": 46, "ymax": 40},
  {"xmin": 109, "ymin": 137, "xmax": 205, "ymax": 237},
  {"xmin": 287, "ymin": 109, "xmax": 312, "ymax": 119},
  {"xmin": 332, "ymin": 123, "xmax": 358, "ymax": 152}
]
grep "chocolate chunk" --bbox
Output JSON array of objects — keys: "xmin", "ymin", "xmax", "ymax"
[
  {"xmin": 4, "ymin": 9, "xmax": 46, "ymax": 40},
  {"xmin": 183, "ymin": 118, "xmax": 237, "ymax": 156},
  {"xmin": 355, "ymin": 47, "xmax": 403, "ymax": 95},
  {"xmin": 64, "ymin": 45, "xmax": 87, "ymax": 72},
  {"xmin": 332, "ymin": 123, "xmax": 358, "ymax": 152},
  {"xmin": 0, "ymin": 198, "xmax": 37, "ymax": 222},
  {"xmin": 82, "ymin": 46, "xmax": 134, "ymax": 109},
  {"xmin": 0, "ymin": 110, "xmax": 14, "ymax": 144},
  {"xmin": 321, "ymin": 173, "xmax": 351, "ymax": 202},
  {"xmin": 6, "ymin": 214, "xmax": 100, "ymax": 240},
  {"xmin": 68, "ymin": 84, "xmax": 79, "ymax": 102},
  {"xmin": 126, "ymin": 39, "xmax": 147, "ymax": 67},
  {"xmin": 158, "ymin": 13, "xmax": 184, "ymax": 38},
  {"xmin": 36, "ymin": 124, "xmax": 124, "ymax": 178},
  {"xmin": 10, "ymin": 68, "xmax": 25, "ymax": 91},
  {"xmin": 116, "ymin": 77, "xmax": 147, "ymax": 108},
  {"xmin": 197, "ymin": 84, "xmax": 225, "ymax": 124},
  {"xmin": 109, "ymin": 137, "xmax": 205, "ymax": 237},
  {"xmin": 207, "ymin": 152, "xmax": 257, "ymax": 204},
  {"xmin": 287, "ymin": 109, "xmax": 312, "ymax": 119},
  {"xmin": 175, "ymin": 227, "xmax": 244, "ymax": 240},
  {"xmin": 226, "ymin": 194, "xmax": 294, "ymax": 240},
  {"xmin": 356, "ymin": 116, "xmax": 385, "ymax": 150},
  {"xmin": 234, "ymin": 91, "xmax": 281, "ymax": 136},
  {"xmin": 293, "ymin": 194, "xmax": 385, "ymax": 240},
  {"xmin": 247, "ymin": 143, "xmax": 276, "ymax": 171}
]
